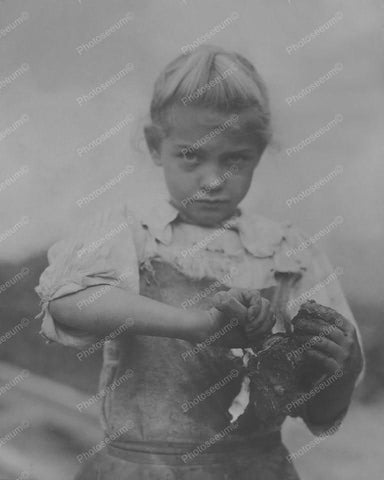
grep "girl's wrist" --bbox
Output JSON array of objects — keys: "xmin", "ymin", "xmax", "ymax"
[{"xmin": 182, "ymin": 309, "xmax": 215, "ymax": 344}]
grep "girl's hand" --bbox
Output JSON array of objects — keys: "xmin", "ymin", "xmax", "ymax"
[
  {"xmin": 292, "ymin": 305, "xmax": 363, "ymax": 382},
  {"xmin": 200, "ymin": 288, "xmax": 276, "ymax": 347},
  {"xmin": 291, "ymin": 302, "xmax": 364, "ymax": 426}
]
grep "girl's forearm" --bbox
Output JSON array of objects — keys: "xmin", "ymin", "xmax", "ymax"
[{"xmin": 48, "ymin": 286, "xmax": 210, "ymax": 342}]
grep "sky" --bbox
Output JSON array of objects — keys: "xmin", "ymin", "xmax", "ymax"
[{"xmin": 0, "ymin": 0, "xmax": 383, "ymax": 304}]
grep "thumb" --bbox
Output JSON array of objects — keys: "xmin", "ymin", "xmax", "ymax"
[{"xmin": 212, "ymin": 291, "xmax": 248, "ymax": 325}]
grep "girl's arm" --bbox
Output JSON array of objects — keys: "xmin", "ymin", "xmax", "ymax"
[
  {"xmin": 49, "ymin": 285, "xmax": 250, "ymax": 346},
  {"xmin": 49, "ymin": 286, "xmax": 210, "ymax": 343}
]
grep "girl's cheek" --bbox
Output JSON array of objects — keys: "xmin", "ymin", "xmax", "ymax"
[{"xmin": 231, "ymin": 174, "xmax": 253, "ymax": 197}]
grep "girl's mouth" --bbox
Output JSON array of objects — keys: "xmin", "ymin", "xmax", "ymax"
[
  {"xmin": 196, "ymin": 202, "xmax": 229, "ymax": 210},
  {"xmin": 195, "ymin": 199, "xmax": 229, "ymax": 205}
]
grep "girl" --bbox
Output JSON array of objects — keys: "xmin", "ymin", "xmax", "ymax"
[{"xmin": 35, "ymin": 45, "xmax": 363, "ymax": 479}]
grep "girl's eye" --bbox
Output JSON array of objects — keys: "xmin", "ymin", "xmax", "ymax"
[
  {"xmin": 226, "ymin": 155, "xmax": 247, "ymax": 166},
  {"xmin": 184, "ymin": 151, "xmax": 197, "ymax": 161},
  {"xmin": 177, "ymin": 151, "xmax": 199, "ymax": 164}
]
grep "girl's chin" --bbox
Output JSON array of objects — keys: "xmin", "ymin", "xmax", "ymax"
[{"xmin": 180, "ymin": 208, "xmax": 235, "ymax": 228}]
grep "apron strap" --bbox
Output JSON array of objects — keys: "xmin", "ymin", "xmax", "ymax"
[{"xmin": 269, "ymin": 271, "xmax": 302, "ymax": 333}]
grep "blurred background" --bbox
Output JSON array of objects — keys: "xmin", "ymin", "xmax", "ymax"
[{"xmin": 0, "ymin": 0, "xmax": 383, "ymax": 478}]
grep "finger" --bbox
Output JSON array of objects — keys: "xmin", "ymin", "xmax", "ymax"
[
  {"xmin": 332, "ymin": 315, "xmax": 355, "ymax": 336},
  {"xmin": 324, "ymin": 329, "xmax": 354, "ymax": 349},
  {"xmin": 307, "ymin": 338, "xmax": 347, "ymax": 364},
  {"xmin": 227, "ymin": 288, "xmax": 262, "ymax": 309},
  {"xmin": 246, "ymin": 298, "xmax": 276, "ymax": 334},
  {"xmin": 246, "ymin": 290, "xmax": 262, "ymax": 309},
  {"xmin": 293, "ymin": 333, "xmax": 348, "ymax": 361},
  {"xmin": 213, "ymin": 293, "xmax": 247, "ymax": 314},
  {"xmin": 295, "ymin": 324, "xmax": 353, "ymax": 353},
  {"xmin": 248, "ymin": 296, "xmax": 268, "ymax": 322},
  {"xmin": 212, "ymin": 292, "xmax": 248, "ymax": 324},
  {"xmin": 290, "ymin": 335, "xmax": 340, "ymax": 363},
  {"xmin": 293, "ymin": 316, "xmax": 344, "ymax": 334},
  {"xmin": 304, "ymin": 349, "xmax": 341, "ymax": 376},
  {"xmin": 293, "ymin": 322, "xmax": 346, "ymax": 345},
  {"xmin": 212, "ymin": 291, "xmax": 238, "ymax": 308}
]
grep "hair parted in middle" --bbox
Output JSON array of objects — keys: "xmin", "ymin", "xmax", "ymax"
[{"xmin": 149, "ymin": 45, "xmax": 272, "ymax": 151}]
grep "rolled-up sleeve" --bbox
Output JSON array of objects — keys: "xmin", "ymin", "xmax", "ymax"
[{"xmin": 35, "ymin": 205, "xmax": 140, "ymax": 348}]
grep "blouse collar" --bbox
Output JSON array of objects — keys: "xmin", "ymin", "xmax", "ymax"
[{"xmin": 140, "ymin": 198, "xmax": 286, "ymax": 258}]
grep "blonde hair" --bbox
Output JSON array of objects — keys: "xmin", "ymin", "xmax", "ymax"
[{"xmin": 150, "ymin": 45, "xmax": 272, "ymax": 150}]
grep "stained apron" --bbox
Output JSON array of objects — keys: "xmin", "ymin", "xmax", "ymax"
[{"xmin": 74, "ymin": 258, "xmax": 300, "ymax": 480}]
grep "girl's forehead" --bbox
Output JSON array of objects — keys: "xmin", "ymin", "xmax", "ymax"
[{"xmin": 166, "ymin": 105, "xmax": 261, "ymax": 144}]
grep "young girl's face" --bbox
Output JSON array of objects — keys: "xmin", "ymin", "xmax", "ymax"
[{"xmin": 150, "ymin": 105, "xmax": 265, "ymax": 227}]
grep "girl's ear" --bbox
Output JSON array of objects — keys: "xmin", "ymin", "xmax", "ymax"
[{"xmin": 144, "ymin": 125, "xmax": 163, "ymax": 166}]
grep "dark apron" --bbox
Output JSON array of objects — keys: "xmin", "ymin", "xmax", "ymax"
[{"xmin": 74, "ymin": 259, "xmax": 301, "ymax": 480}]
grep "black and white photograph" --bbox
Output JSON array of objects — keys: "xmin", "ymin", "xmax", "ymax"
[{"xmin": 0, "ymin": 1, "xmax": 382, "ymax": 479}]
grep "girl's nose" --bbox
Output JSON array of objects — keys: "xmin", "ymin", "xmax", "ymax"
[{"xmin": 199, "ymin": 165, "xmax": 225, "ymax": 191}]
